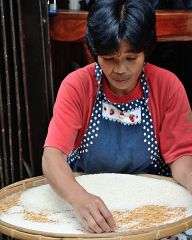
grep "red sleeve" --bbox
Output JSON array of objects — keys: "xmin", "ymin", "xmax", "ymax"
[
  {"xmin": 44, "ymin": 63, "xmax": 97, "ymax": 155},
  {"xmin": 159, "ymin": 79, "xmax": 192, "ymax": 164},
  {"xmin": 44, "ymin": 74, "xmax": 84, "ymax": 155}
]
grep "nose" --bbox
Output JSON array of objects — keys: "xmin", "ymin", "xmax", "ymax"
[{"xmin": 113, "ymin": 62, "xmax": 127, "ymax": 74}]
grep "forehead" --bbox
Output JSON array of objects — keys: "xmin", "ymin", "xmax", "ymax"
[
  {"xmin": 118, "ymin": 42, "xmax": 133, "ymax": 53},
  {"xmin": 105, "ymin": 41, "xmax": 139, "ymax": 56}
]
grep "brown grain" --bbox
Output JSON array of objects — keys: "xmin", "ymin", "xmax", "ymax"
[
  {"xmin": 112, "ymin": 205, "xmax": 187, "ymax": 232},
  {"xmin": 24, "ymin": 211, "xmax": 57, "ymax": 223},
  {"xmin": 0, "ymin": 194, "xmax": 20, "ymax": 215}
]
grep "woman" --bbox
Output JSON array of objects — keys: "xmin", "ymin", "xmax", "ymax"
[{"xmin": 42, "ymin": 0, "xmax": 192, "ymax": 237}]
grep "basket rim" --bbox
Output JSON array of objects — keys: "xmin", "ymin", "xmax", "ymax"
[{"xmin": 0, "ymin": 174, "xmax": 192, "ymax": 240}]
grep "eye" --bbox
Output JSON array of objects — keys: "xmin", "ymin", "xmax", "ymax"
[
  {"xmin": 102, "ymin": 57, "xmax": 114, "ymax": 61},
  {"xmin": 126, "ymin": 57, "xmax": 137, "ymax": 61}
]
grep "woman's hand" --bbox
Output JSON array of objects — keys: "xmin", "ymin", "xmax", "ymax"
[
  {"xmin": 186, "ymin": 172, "xmax": 192, "ymax": 193},
  {"xmin": 170, "ymin": 156, "xmax": 192, "ymax": 194},
  {"xmin": 42, "ymin": 147, "xmax": 116, "ymax": 233},
  {"xmin": 70, "ymin": 190, "xmax": 116, "ymax": 233}
]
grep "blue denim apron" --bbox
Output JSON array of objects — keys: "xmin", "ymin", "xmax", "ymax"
[{"xmin": 68, "ymin": 63, "xmax": 171, "ymax": 176}]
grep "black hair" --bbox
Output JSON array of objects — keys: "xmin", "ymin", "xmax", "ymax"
[{"xmin": 86, "ymin": 0, "xmax": 157, "ymax": 58}]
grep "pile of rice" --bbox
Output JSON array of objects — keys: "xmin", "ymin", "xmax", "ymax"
[{"xmin": 0, "ymin": 173, "xmax": 192, "ymax": 234}]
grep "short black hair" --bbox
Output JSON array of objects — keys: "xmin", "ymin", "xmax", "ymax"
[{"xmin": 86, "ymin": 0, "xmax": 157, "ymax": 57}]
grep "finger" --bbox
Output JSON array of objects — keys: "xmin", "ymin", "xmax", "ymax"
[
  {"xmin": 90, "ymin": 207, "xmax": 111, "ymax": 232},
  {"xmin": 83, "ymin": 212, "xmax": 104, "ymax": 233},
  {"xmin": 80, "ymin": 217, "xmax": 94, "ymax": 233},
  {"xmin": 186, "ymin": 182, "xmax": 192, "ymax": 193},
  {"xmin": 98, "ymin": 203, "xmax": 117, "ymax": 231}
]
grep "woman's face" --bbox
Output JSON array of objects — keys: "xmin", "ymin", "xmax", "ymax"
[{"xmin": 98, "ymin": 42, "xmax": 145, "ymax": 95}]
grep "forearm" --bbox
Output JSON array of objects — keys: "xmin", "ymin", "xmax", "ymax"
[
  {"xmin": 42, "ymin": 147, "xmax": 86, "ymax": 205},
  {"xmin": 42, "ymin": 147, "xmax": 116, "ymax": 233},
  {"xmin": 169, "ymin": 155, "xmax": 192, "ymax": 192}
]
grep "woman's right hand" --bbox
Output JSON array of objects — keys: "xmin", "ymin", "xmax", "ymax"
[
  {"xmin": 70, "ymin": 190, "xmax": 116, "ymax": 233},
  {"xmin": 42, "ymin": 147, "xmax": 116, "ymax": 233}
]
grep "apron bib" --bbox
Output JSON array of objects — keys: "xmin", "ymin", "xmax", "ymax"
[{"xmin": 68, "ymin": 63, "xmax": 171, "ymax": 176}]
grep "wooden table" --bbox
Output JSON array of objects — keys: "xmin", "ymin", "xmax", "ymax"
[{"xmin": 49, "ymin": 10, "xmax": 192, "ymax": 63}]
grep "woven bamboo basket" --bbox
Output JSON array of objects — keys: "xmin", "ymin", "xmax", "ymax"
[{"xmin": 0, "ymin": 174, "xmax": 192, "ymax": 240}]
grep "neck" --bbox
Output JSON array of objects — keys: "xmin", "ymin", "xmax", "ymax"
[{"xmin": 106, "ymin": 76, "xmax": 141, "ymax": 96}]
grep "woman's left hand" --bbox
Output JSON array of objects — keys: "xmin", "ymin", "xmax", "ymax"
[
  {"xmin": 170, "ymin": 156, "xmax": 192, "ymax": 194},
  {"xmin": 186, "ymin": 172, "xmax": 192, "ymax": 193}
]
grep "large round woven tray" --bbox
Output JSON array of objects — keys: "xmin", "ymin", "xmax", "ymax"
[{"xmin": 0, "ymin": 174, "xmax": 192, "ymax": 240}]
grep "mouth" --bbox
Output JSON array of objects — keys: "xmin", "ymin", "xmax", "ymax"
[{"xmin": 112, "ymin": 78, "xmax": 128, "ymax": 83}]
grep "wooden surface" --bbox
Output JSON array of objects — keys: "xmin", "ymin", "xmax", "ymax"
[
  {"xmin": 49, "ymin": 10, "xmax": 88, "ymax": 42},
  {"xmin": 49, "ymin": 10, "xmax": 192, "ymax": 42},
  {"xmin": 156, "ymin": 10, "xmax": 192, "ymax": 41}
]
